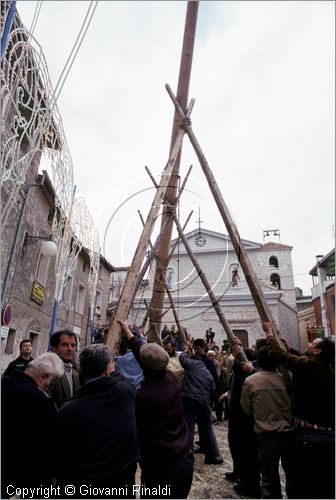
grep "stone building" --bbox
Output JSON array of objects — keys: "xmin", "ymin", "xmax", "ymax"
[
  {"xmin": 295, "ymin": 287, "xmax": 316, "ymax": 351},
  {"xmin": 1, "ymin": 7, "xmax": 114, "ymax": 372},
  {"xmin": 1, "ymin": 170, "xmax": 114, "ymax": 372},
  {"xmin": 130, "ymin": 228, "xmax": 300, "ymax": 349},
  {"xmin": 309, "ymin": 250, "xmax": 335, "ymax": 337}
]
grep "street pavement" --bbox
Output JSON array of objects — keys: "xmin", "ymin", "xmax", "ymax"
[{"xmin": 188, "ymin": 419, "xmax": 286, "ymax": 499}]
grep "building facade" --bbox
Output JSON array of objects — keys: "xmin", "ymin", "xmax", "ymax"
[
  {"xmin": 130, "ymin": 229, "xmax": 300, "ymax": 349},
  {"xmin": 1, "ymin": 170, "xmax": 114, "ymax": 372},
  {"xmin": 309, "ymin": 250, "xmax": 335, "ymax": 337},
  {"xmin": 1, "ymin": 7, "xmax": 111, "ymax": 372}
]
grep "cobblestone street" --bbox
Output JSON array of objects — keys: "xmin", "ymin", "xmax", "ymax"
[
  {"xmin": 189, "ymin": 420, "xmax": 240, "ymax": 499},
  {"xmin": 189, "ymin": 419, "xmax": 286, "ymax": 499}
]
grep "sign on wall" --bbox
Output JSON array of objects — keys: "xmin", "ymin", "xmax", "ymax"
[
  {"xmin": 31, "ymin": 280, "xmax": 46, "ymax": 305},
  {"xmin": 1, "ymin": 326, "xmax": 9, "ymax": 340}
]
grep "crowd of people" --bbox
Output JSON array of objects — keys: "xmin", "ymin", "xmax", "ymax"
[{"xmin": 1, "ymin": 322, "xmax": 335, "ymax": 499}]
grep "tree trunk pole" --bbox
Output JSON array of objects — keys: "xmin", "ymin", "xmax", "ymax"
[
  {"xmin": 148, "ymin": 1, "xmax": 199, "ymax": 337},
  {"xmin": 104, "ymin": 100, "xmax": 194, "ymax": 354},
  {"xmin": 173, "ymin": 215, "xmax": 247, "ymax": 362},
  {"xmin": 166, "ymin": 84, "xmax": 282, "ymax": 340}
]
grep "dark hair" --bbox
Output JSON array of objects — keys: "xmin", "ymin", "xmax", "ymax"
[
  {"xmin": 20, "ymin": 339, "xmax": 31, "ymax": 349},
  {"xmin": 193, "ymin": 338, "xmax": 205, "ymax": 349},
  {"xmin": 317, "ymin": 338, "xmax": 335, "ymax": 364},
  {"xmin": 164, "ymin": 341, "xmax": 175, "ymax": 350},
  {"xmin": 255, "ymin": 338, "xmax": 267, "ymax": 352},
  {"xmin": 257, "ymin": 346, "xmax": 278, "ymax": 371},
  {"xmin": 50, "ymin": 330, "xmax": 77, "ymax": 348},
  {"xmin": 243, "ymin": 347, "xmax": 255, "ymax": 361},
  {"xmin": 79, "ymin": 344, "xmax": 112, "ymax": 378}
]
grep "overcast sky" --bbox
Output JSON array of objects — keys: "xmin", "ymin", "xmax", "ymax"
[{"xmin": 17, "ymin": 0, "xmax": 335, "ymax": 295}]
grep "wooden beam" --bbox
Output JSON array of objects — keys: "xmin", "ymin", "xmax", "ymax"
[
  {"xmin": 173, "ymin": 214, "xmax": 247, "ymax": 362},
  {"xmin": 148, "ymin": 1, "xmax": 199, "ymax": 335},
  {"xmin": 105, "ymin": 100, "xmax": 194, "ymax": 353},
  {"xmin": 138, "ymin": 210, "xmax": 184, "ymax": 343},
  {"xmin": 166, "ymin": 84, "xmax": 282, "ymax": 341}
]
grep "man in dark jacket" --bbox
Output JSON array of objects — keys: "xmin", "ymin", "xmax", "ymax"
[
  {"xmin": 263, "ymin": 321, "xmax": 335, "ymax": 499},
  {"xmin": 3, "ymin": 339, "xmax": 33, "ymax": 375},
  {"xmin": 179, "ymin": 350, "xmax": 223, "ymax": 465},
  {"xmin": 53, "ymin": 343, "xmax": 138, "ymax": 498},
  {"xmin": 49, "ymin": 330, "xmax": 80, "ymax": 408},
  {"xmin": 118, "ymin": 319, "xmax": 193, "ymax": 499},
  {"xmin": 2, "ymin": 353, "xmax": 64, "ymax": 498}
]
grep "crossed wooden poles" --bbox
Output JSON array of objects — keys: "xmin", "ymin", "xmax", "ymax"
[{"xmin": 105, "ymin": 85, "xmax": 284, "ymax": 357}]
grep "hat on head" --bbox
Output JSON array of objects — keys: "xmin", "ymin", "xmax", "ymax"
[{"xmin": 139, "ymin": 343, "xmax": 169, "ymax": 371}]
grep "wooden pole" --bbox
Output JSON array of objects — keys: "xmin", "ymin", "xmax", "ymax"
[
  {"xmin": 105, "ymin": 100, "xmax": 194, "ymax": 353},
  {"xmin": 148, "ymin": 1, "xmax": 199, "ymax": 336},
  {"xmin": 138, "ymin": 210, "xmax": 185, "ymax": 343},
  {"xmin": 173, "ymin": 214, "xmax": 247, "ymax": 362},
  {"xmin": 166, "ymin": 84, "xmax": 282, "ymax": 341}
]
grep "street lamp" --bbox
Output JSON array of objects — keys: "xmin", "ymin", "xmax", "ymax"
[{"xmin": 23, "ymin": 234, "xmax": 57, "ymax": 257}]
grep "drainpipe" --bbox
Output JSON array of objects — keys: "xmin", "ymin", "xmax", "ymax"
[{"xmin": 1, "ymin": 1, "xmax": 17, "ymax": 59}]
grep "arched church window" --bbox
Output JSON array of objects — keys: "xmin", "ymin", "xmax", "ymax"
[
  {"xmin": 270, "ymin": 273, "xmax": 281, "ymax": 290},
  {"xmin": 269, "ymin": 256, "xmax": 279, "ymax": 268}
]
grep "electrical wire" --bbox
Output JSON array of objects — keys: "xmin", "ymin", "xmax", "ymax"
[{"xmin": 51, "ymin": 1, "xmax": 98, "ymax": 107}]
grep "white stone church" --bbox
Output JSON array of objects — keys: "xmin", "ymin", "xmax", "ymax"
[{"xmin": 130, "ymin": 228, "xmax": 300, "ymax": 349}]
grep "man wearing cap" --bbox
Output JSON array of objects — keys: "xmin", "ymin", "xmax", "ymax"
[{"xmin": 118, "ymin": 320, "xmax": 193, "ymax": 499}]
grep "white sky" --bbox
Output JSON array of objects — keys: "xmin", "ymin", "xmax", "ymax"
[{"xmin": 17, "ymin": 0, "xmax": 335, "ymax": 296}]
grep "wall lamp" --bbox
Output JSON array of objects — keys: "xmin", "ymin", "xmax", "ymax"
[{"xmin": 23, "ymin": 234, "xmax": 57, "ymax": 257}]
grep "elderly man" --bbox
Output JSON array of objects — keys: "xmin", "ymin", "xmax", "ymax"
[
  {"xmin": 164, "ymin": 341, "xmax": 185, "ymax": 386},
  {"xmin": 2, "ymin": 353, "xmax": 64, "ymax": 497},
  {"xmin": 118, "ymin": 319, "xmax": 193, "ymax": 499},
  {"xmin": 53, "ymin": 343, "xmax": 138, "ymax": 498}
]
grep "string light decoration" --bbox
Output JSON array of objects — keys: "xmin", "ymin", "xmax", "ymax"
[{"xmin": 1, "ymin": 8, "xmax": 100, "ymax": 324}]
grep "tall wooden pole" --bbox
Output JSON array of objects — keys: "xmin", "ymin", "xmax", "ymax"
[
  {"xmin": 165, "ymin": 84, "xmax": 283, "ymax": 341},
  {"xmin": 104, "ymin": 99, "xmax": 194, "ymax": 354},
  {"xmin": 148, "ymin": 1, "xmax": 199, "ymax": 339}
]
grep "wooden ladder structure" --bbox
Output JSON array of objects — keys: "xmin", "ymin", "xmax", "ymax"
[{"xmin": 105, "ymin": 0, "xmax": 284, "ymax": 355}]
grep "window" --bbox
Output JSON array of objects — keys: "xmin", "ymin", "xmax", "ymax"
[
  {"xmin": 5, "ymin": 329, "xmax": 16, "ymax": 354},
  {"xmin": 98, "ymin": 264, "xmax": 103, "ymax": 279},
  {"xmin": 95, "ymin": 290, "xmax": 102, "ymax": 318},
  {"xmin": 62, "ymin": 276, "xmax": 73, "ymax": 304},
  {"xmin": 269, "ymin": 256, "xmax": 279, "ymax": 269},
  {"xmin": 76, "ymin": 284, "xmax": 86, "ymax": 314},
  {"xmin": 270, "ymin": 273, "xmax": 281, "ymax": 290},
  {"xmin": 29, "ymin": 331, "xmax": 39, "ymax": 357},
  {"xmin": 95, "ymin": 290, "xmax": 102, "ymax": 308},
  {"xmin": 35, "ymin": 253, "xmax": 50, "ymax": 286},
  {"xmin": 232, "ymin": 329, "xmax": 249, "ymax": 348}
]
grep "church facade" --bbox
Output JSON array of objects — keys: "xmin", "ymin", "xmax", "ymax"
[{"xmin": 130, "ymin": 228, "xmax": 300, "ymax": 349}]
